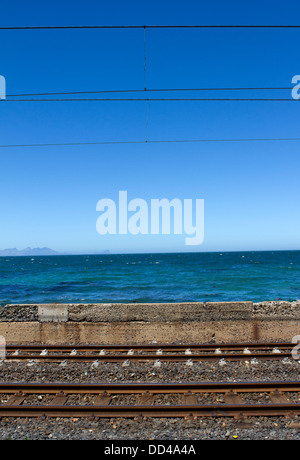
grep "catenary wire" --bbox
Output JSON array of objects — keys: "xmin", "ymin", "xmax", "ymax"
[
  {"xmin": 1, "ymin": 25, "xmax": 300, "ymax": 30},
  {"xmin": 4, "ymin": 87, "xmax": 294, "ymax": 97},
  {"xmin": 0, "ymin": 98, "xmax": 298, "ymax": 101},
  {"xmin": 0, "ymin": 137, "xmax": 300, "ymax": 148}
]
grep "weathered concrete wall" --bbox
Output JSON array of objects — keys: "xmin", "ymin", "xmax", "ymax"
[
  {"xmin": 0, "ymin": 301, "xmax": 299, "ymax": 344},
  {"xmin": 0, "ymin": 301, "xmax": 254, "ymax": 322}
]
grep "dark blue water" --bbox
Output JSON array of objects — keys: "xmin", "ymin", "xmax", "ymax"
[{"xmin": 0, "ymin": 251, "xmax": 299, "ymax": 305}]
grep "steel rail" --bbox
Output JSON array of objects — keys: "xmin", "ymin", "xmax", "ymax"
[
  {"xmin": 0, "ymin": 381, "xmax": 299, "ymax": 417},
  {"xmin": 5, "ymin": 342, "xmax": 294, "ymax": 352},
  {"xmin": 4, "ymin": 342, "xmax": 294, "ymax": 362},
  {"xmin": 0, "ymin": 403, "xmax": 299, "ymax": 418},
  {"xmin": 0, "ymin": 381, "xmax": 300, "ymax": 417},
  {"xmin": 3, "ymin": 352, "xmax": 292, "ymax": 362},
  {"xmin": 0, "ymin": 381, "xmax": 299, "ymax": 394}
]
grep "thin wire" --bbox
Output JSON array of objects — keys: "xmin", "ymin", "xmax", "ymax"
[
  {"xmin": 144, "ymin": 26, "xmax": 147, "ymax": 91},
  {"xmin": 144, "ymin": 26, "xmax": 149, "ymax": 142},
  {"xmin": 1, "ymin": 137, "xmax": 300, "ymax": 148},
  {"xmin": 1, "ymin": 25, "xmax": 300, "ymax": 29},
  {"xmin": 145, "ymin": 100, "xmax": 150, "ymax": 142},
  {"xmin": 5, "ymin": 87, "xmax": 293, "ymax": 97},
  {"xmin": 0, "ymin": 97, "xmax": 297, "ymax": 101}
]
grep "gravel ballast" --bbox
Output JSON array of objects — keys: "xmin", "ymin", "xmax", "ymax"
[{"xmin": 0, "ymin": 359, "xmax": 300, "ymax": 440}]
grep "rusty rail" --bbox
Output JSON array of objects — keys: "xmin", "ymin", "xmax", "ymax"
[
  {"xmin": 0, "ymin": 381, "xmax": 300, "ymax": 417},
  {"xmin": 4, "ymin": 342, "xmax": 294, "ymax": 362},
  {"xmin": 5, "ymin": 342, "xmax": 294, "ymax": 351}
]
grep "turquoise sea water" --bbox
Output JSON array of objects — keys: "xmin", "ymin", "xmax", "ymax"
[{"xmin": 0, "ymin": 251, "xmax": 299, "ymax": 305}]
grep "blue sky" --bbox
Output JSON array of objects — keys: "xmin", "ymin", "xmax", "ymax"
[{"xmin": 0, "ymin": 0, "xmax": 300, "ymax": 254}]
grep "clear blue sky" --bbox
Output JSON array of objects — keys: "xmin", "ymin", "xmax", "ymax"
[{"xmin": 0, "ymin": 0, "xmax": 299, "ymax": 254}]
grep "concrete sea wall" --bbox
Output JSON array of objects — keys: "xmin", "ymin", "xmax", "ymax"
[{"xmin": 0, "ymin": 301, "xmax": 299, "ymax": 344}]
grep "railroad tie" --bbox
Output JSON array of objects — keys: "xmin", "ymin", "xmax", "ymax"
[
  {"xmin": 136, "ymin": 391, "xmax": 155, "ymax": 405},
  {"xmin": 224, "ymin": 391, "xmax": 244, "ymax": 405},
  {"xmin": 4, "ymin": 392, "xmax": 26, "ymax": 406},
  {"xmin": 94, "ymin": 392, "xmax": 112, "ymax": 406},
  {"xmin": 51, "ymin": 392, "xmax": 68, "ymax": 406},
  {"xmin": 182, "ymin": 391, "xmax": 198, "ymax": 405},
  {"xmin": 269, "ymin": 390, "xmax": 289, "ymax": 404}
]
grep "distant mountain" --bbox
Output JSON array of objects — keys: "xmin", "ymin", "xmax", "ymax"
[
  {"xmin": 0, "ymin": 248, "xmax": 111, "ymax": 256},
  {"xmin": 0, "ymin": 247, "xmax": 60, "ymax": 257}
]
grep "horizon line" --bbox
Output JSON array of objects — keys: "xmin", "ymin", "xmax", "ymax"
[{"xmin": 0, "ymin": 248, "xmax": 299, "ymax": 257}]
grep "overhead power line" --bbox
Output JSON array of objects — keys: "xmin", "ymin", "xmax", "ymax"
[
  {"xmin": 1, "ymin": 137, "xmax": 300, "ymax": 148},
  {"xmin": 1, "ymin": 97, "xmax": 298, "ymax": 102},
  {"xmin": 5, "ymin": 87, "xmax": 293, "ymax": 97},
  {"xmin": 1, "ymin": 25, "xmax": 300, "ymax": 30}
]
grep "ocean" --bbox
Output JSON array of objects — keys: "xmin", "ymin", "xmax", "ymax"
[{"xmin": 0, "ymin": 251, "xmax": 299, "ymax": 306}]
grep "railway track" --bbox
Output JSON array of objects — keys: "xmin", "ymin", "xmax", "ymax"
[
  {"xmin": 0, "ymin": 381, "xmax": 299, "ymax": 418},
  {"xmin": 3, "ymin": 342, "xmax": 295, "ymax": 362}
]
